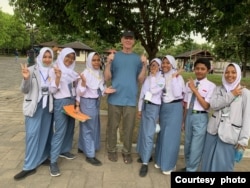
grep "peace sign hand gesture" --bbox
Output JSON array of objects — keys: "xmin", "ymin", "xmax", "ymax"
[
  {"xmin": 172, "ymin": 68, "xmax": 184, "ymax": 78},
  {"xmin": 53, "ymin": 64, "xmax": 61, "ymax": 79},
  {"xmin": 20, "ymin": 63, "xmax": 30, "ymax": 80},
  {"xmin": 79, "ymin": 73, "xmax": 86, "ymax": 87}
]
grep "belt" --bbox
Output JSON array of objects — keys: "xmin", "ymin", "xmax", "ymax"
[
  {"xmin": 169, "ymin": 99, "xmax": 183, "ymax": 103},
  {"xmin": 54, "ymin": 97, "xmax": 72, "ymax": 100},
  {"xmin": 192, "ymin": 110, "xmax": 207, "ymax": 114},
  {"xmin": 81, "ymin": 97, "xmax": 99, "ymax": 100},
  {"xmin": 145, "ymin": 100, "xmax": 158, "ymax": 105}
]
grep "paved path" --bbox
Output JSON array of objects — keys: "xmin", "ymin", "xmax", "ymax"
[{"xmin": 0, "ymin": 56, "xmax": 249, "ymax": 188}]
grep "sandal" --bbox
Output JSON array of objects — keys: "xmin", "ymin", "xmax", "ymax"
[
  {"xmin": 122, "ymin": 153, "xmax": 133, "ymax": 164},
  {"xmin": 108, "ymin": 152, "xmax": 118, "ymax": 162}
]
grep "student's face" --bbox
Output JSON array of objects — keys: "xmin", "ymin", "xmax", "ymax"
[
  {"xmin": 42, "ymin": 51, "xmax": 53, "ymax": 66},
  {"xmin": 150, "ymin": 61, "xmax": 160, "ymax": 74},
  {"xmin": 121, "ymin": 36, "xmax": 135, "ymax": 49},
  {"xmin": 224, "ymin": 65, "xmax": 237, "ymax": 84},
  {"xmin": 194, "ymin": 63, "xmax": 209, "ymax": 80},
  {"xmin": 92, "ymin": 54, "xmax": 101, "ymax": 70},
  {"xmin": 161, "ymin": 58, "xmax": 172, "ymax": 73},
  {"xmin": 64, "ymin": 53, "xmax": 75, "ymax": 67}
]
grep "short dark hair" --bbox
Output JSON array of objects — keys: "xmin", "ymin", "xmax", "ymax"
[{"xmin": 194, "ymin": 58, "xmax": 211, "ymax": 70}]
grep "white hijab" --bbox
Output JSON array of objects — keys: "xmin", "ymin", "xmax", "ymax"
[
  {"xmin": 149, "ymin": 58, "xmax": 162, "ymax": 78},
  {"xmin": 222, "ymin": 63, "xmax": 241, "ymax": 93},
  {"xmin": 36, "ymin": 47, "xmax": 54, "ymax": 86},
  {"xmin": 56, "ymin": 47, "xmax": 78, "ymax": 83},
  {"xmin": 83, "ymin": 52, "xmax": 104, "ymax": 89},
  {"xmin": 162, "ymin": 55, "xmax": 177, "ymax": 77}
]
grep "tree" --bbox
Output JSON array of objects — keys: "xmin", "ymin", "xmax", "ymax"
[
  {"xmin": 10, "ymin": 0, "xmax": 250, "ymax": 63},
  {"xmin": 192, "ymin": 0, "xmax": 250, "ymax": 77},
  {"xmin": 10, "ymin": 0, "xmax": 198, "ymax": 60},
  {"xmin": 0, "ymin": 10, "xmax": 29, "ymax": 52}
]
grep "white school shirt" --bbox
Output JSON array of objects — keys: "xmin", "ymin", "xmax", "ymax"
[
  {"xmin": 138, "ymin": 73, "xmax": 165, "ymax": 111},
  {"xmin": 184, "ymin": 77, "xmax": 216, "ymax": 111},
  {"xmin": 49, "ymin": 68, "xmax": 78, "ymax": 99},
  {"xmin": 76, "ymin": 70, "xmax": 106, "ymax": 102},
  {"xmin": 162, "ymin": 73, "xmax": 185, "ymax": 103}
]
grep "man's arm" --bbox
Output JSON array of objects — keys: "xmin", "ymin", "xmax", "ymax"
[
  {"xmin": 104, "ymin": 62, "xmax": 112, "ymax": 82},
  {"xmin": 104, "ymin": 54, "xmax": 114, "ymax": 82},
  {"xmin": 138, "ymin": 54, "xmax": 148, "ymax": 84}
]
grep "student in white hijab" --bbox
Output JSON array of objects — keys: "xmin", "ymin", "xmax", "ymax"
[
  {"xmin": 136, "ymin": 58, "xmax": 165, "ymax": 177},
  {"xmin": 14, "ymin": 47, "xmax": 54, "ymax": 180},
  {"xmin": 49, "ymin": 47, "xmax": 79, "ymax": 177},
  {"xmin": 76, "ymin": 52, "xmax": 115, "ymax": 166},
  {"xmin": 201, "ymin": 63, "xmax": 250, "ymax": 171},
  {"xmin": 154, "ymin": 55, "xmax": 186, "ymax": 175}
]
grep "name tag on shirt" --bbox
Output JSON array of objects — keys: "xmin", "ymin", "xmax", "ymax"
[{"xmin": 145, "ymin": 91, "xmax": 152, "ymax": 101}]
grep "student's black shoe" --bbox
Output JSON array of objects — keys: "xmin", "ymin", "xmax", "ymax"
[
  {"xmin": 14, "ymin": 169, "xmax": 36, "ymax": 180},
  {"xmin": 139, "ymin": 164, "xmax": 148, "ymax": 177},
  {"xmin": 86, "ymin": 157, "xmax": 102, "ymax": 166}
]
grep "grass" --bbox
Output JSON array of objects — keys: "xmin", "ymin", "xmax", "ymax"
[{"xmin": 100, "ymin": 71, "xmax": 250, "ymax": 147}]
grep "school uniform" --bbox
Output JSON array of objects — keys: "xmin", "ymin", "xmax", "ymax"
[
  {"xmin": 155, "ymin": 69, "xmax": 185, "ymax": 172},
  {"xmin": 21, "ymin": 64, "xmax": 53, "ymax": 171},
  {"xmin": 76, "ymin": 52, "xmax": 105, "ymax": 159},
  {"xmin": 136, "ymin": 71, "xmax": 165, "ymax": 164},
  {"xmin": 49, "ymin": 48, "xmax": 78, "ymax": 164},
  {"xmin": 201, "ymin": 63, "xmax": 250, "ymax": 171},
  {"xmin": 183, "ymin": 77, "xmax": 216, "ymax": 172},
  {"xmin": 14, "ymin": 47, "xmax": 54, "ymax": 180}
]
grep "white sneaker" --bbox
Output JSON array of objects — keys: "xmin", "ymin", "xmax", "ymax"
[
  {"xmin": 162, "ymin": 170, "xmax": 172, "ymax": 175},
  {"xmin": 162, "ymin": 166, "xmax": 176, "ymax": 175},
  {"xmin": 154, "ymin": 164, "xmax": 160, "ymax": 169}
]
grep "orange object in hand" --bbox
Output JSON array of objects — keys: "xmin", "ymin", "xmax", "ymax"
[{"xmin": 63, "ymin": 105, "xmax": 91, "ymax": 122}]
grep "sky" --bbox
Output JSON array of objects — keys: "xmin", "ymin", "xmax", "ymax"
[
  {"xmin": 0, "ymin": 0, "xmax": 207, "ymax": 44},
  {"xmin": 0, "ymin": 0, "xmax": 14, "ymax": 15}
]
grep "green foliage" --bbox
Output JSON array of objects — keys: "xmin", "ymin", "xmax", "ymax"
[
  {"xmin": 9, "ymin": 0, "xmax": 197, "ymax": 59},
  {"xmin": 6, "ymin": 0, "xmax": 250, "ymax": 70},
  {"xmin": 0, "ymin": 10, "xmax": 29, "ymax": 50}
]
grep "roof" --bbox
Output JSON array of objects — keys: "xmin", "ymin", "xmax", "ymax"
[
  {"xmin": 60, "ymin": 41, "xmax": 94, "ymax": 51},
  {"xmin": 175, "ymin": 49, "xmax": 214, "ymax": 59},
  {"xmin": 39, "ymin": 41, "xmax": 58, "ymax": 47}
]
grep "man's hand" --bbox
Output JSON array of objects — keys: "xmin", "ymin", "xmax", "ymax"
[
  {"xmin": 107, "ymin": 53, "xmax": 114, "ymax": 64},
  {"xmin": 140, "ymin": 54, "xmax": 147, "ymax": 66}
]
